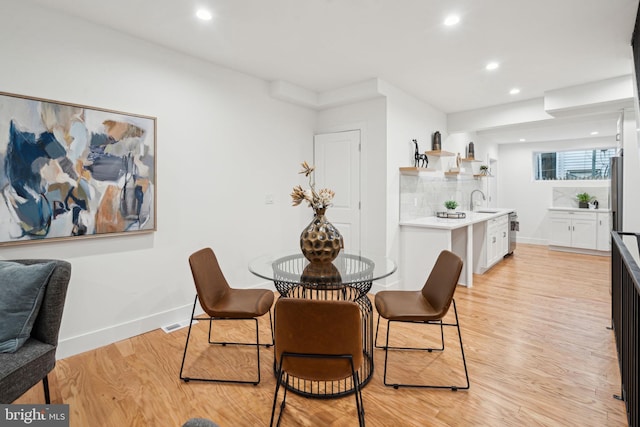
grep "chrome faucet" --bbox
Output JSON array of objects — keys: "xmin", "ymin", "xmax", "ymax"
[{"xmin": 470, "ymin": 189, "xmax": 486, "ymax": 211}]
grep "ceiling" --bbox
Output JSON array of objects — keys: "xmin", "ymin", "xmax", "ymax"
[{"xmin": 23, "ymin": 0, "xmax": 640, "ymax": 140}]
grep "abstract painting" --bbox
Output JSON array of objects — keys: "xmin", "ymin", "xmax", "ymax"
[{"xmin": 0, "ymin": 92, "xmax": 156, "ymax": 245}]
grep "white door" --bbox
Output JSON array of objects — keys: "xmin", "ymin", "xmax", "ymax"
[{"xmin": 313, "ymin": 130, "xmax": 361, "ymax": 253}]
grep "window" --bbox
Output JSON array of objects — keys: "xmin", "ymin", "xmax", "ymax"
[{"xmin": 533, "ymin": 148, "xmax": 616, "ymax": 180}]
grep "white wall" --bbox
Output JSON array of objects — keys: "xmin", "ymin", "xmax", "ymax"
[
  {"xmin": 0, "ymin": 2, "xmax": 316, "ymax": 357},
  {"xmin": 316, "ymin": 82, "xmax": 450, "ymax": 289},
  {"xmin": 499, "ymin": 136, "xmax": 616, "ymax": 245},
  {"xmin": 382, "ymin": 83, "xmax": 447, "ymax": 276}
]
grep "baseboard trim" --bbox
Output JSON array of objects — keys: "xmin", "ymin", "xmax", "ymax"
[
  {"xmin": 56, "ymin": 303, "xmax": 196, "ymax": 359},
  {"xmin": 370, "ymin": 278, "xmax": 401, "ymax": 294},
  {"xmin": 548, "ymin": 245, "xmax": 611, "ymax": 257},
  {"xmin": 516, "ymin": 237, "xmax": 547, "ymax": 245}
]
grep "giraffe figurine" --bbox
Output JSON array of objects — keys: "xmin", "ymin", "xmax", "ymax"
[{"xmin": 413, "ymin": 139, "xmax": 429, "ymax": 168}]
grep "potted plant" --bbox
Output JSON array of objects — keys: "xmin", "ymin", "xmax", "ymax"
[
  {"xmin": 444, "ymin": 200, "xmax": 458, "ymax": 212},
  {"xmin": 479, "ymin": 165, "xmax": 490, "ymax": 176},
  {"xmin": 576, "ymin": 192, "xmax": 592, "ymax": 208}
]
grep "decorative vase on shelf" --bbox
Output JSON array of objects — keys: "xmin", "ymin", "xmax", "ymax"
[
  {"xmin": 432, "ymin": 131, "xmax": 441, "ymax": 151},
  {"xmin": 300, "ymin": 208, "xmax": 344, "ymax": 264}
]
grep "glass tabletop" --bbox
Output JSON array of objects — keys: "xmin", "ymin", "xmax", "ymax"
[{"xmin": 248, "ymin": 251, "xmax": 397, "ymax": 286}]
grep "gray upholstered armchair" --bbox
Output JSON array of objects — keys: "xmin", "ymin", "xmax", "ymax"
[{"xmin": 0, "ymin": 259, "xmax": 71, "ymax": 404}]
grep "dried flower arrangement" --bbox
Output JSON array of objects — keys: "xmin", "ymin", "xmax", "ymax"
[{"xmin": 290, "ymin": 161, "xmax": 335, "ymax": 212}]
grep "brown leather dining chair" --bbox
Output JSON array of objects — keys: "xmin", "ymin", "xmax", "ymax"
[
  {"xmin": 374, "ymin": 249, "xmax": 469, "ymax": 390},
  {"xmin": 270, "ymin": 298, "xmax": 365, "ymax": 427},
  {"xmin": 180, "ymin": 247, "xmax": 274, "ymax": 385}
]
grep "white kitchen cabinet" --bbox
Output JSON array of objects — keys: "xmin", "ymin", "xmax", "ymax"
[
  {"xmin": 401, "ymin": 208, "xmax": 516, "ymax": 288},
  {"xmin": 549, "ymin": 215, "xmax": 572, "ymax": 247},
  {"xmin": 485, "ymin": 214, "xmax": 509, "ymax": 268},
  {"xmin": 548, "ymin": 209, "xmax": 601, "ymax": 252},
  {"xmin": 596, "ymin": 212, "xmax": 612, "ymax": 251}
]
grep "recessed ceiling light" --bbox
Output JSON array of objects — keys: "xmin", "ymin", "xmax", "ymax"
[
  {"xmin": 486, "ymin": 62, "xmax": 499, "ymax": 71},
  {"xmin": 196, "ymin": 9, "xmax": 213, "ymax": 21},
  {"xmin": 444, "ymin": 15, "xmax": 460, "ymax": 26},
  {"xmin": 509, "ymin": 88, "xmax": 520, "ymax": 95},
  {"xmin": 590, "ymin": 131, "xmax": 599, "ymax": 135},
  {"xmin": 519, "ymin": 138, "xmax": 526, "ymax": 142}
]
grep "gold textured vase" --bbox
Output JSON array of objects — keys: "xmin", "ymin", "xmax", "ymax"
[
  {"xmin": 301, "ymin": 262, "xmax": 342, "ymax": 286},
  {"xmin": 300, "ymin": 208, "xmax": 344, "ymax": 264}
]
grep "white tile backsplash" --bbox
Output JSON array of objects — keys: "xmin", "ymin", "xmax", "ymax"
[
  {"xmin": 552, "ymin": 186, "xmax": 610, "ymax": 209},
  {"xmin": 400, "ymin": 174, "xmax": 484, "ymax": 221}
]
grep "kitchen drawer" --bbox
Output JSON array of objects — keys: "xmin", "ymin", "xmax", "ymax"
[
  {"xmin": 549, "ymin": 211, "xmax": 596, "ymax": 221},
  {"xmin": 487, "ymin": 214, "xmax": 508, "ymax": 228}
]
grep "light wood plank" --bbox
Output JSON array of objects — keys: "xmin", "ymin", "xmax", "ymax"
[{"xmin": 15, "ymin": 244, "xmax": 627, "ymax": 426}]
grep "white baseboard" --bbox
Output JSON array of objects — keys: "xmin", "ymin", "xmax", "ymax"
[
  {"xmin": 548, "ymin": 245, "xmax": 611, "ymax": 257},
  {"xmin": 516, "ymin": 237, "xmax": 547, "ymax": 245},
  {"xmin": 370, "ymin": 278, "xmax": 401, "ymax": 294},
  {"xmin": 56, "ymin": 302, "xmax": 195, "ymax": 359}
]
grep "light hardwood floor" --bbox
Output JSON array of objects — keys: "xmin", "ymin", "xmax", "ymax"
[{"xmin": 15, "ymin": 244, "xmax": 627, "ymax": 426}]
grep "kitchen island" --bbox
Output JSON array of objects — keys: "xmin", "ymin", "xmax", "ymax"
[{"xmin": 399, "ymin": 208, "xmax": 514, "ymax": 289}]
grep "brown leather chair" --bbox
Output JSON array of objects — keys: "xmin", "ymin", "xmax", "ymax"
[
  {"xmin": 374, "ymin": 250, "xmax": 469, "ymax": 390},
  {"xmin": 180, "ymin": 247, "xmax": 274, "ymax": 385},
  {"xmin": 270, "ymin": 298, "xmax": 365, "ymax": 427}
]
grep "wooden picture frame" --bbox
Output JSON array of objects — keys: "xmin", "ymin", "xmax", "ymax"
[{"xmin": 0, "ymin": 91, "xmax": 156, "ymax": 246}]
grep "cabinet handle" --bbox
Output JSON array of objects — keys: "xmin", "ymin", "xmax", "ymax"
[{"xmin": 573, "ymin": 226, "xmax": 575, "ymax": 231}]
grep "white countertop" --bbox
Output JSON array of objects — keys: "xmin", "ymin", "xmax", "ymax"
[
  {"xmin": 400, "ymin": 208, "xmax": 515, "ymax": 230},
  {"xmin": 548, "ymin": 207, "xmax": 611, "ymax": 213}
]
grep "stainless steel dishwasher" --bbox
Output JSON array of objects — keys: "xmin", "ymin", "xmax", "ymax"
[{"xmin": 507, "ymin": 212, "xmax": 518, "ymax": 256}]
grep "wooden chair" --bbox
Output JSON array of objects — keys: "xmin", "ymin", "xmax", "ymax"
[
  {"xmin": 180, "ymin": 247, "xmax": 274, "ymax": 385},
  {"xmin": 374, "ymin": 250, "xmax": 469, "ymax": 390},
  {"xmin": 270, "ymin": 298, "xmax": 365, "ymax": 426}
]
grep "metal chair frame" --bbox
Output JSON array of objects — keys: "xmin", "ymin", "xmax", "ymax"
[
  {"xmin": 179, "ymin": 295, "xmax": 274, "ymax": 385},
  {"xmin": 270, "ymin": 352, "xmax": 365, "ymax": 427},
  {"xmin": 374, "ymin": 299, "xmax": 469, "ymax": 391}
]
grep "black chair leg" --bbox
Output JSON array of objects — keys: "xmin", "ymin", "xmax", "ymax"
[
  {"xmin": 381, "ymin": 299, "xmax": 469, "ymax": 390},
  {"xmin": 376, "ymin": 314, "xmax": 444, "ymax": 352},
  {"xmin": 43, "ymin": 375, "xmax": 50, "ymax": 404},
  {"xmin": 270, "ymin": 361, "xmax": 287, "ymax": 427},
  {"xmin": 179, "ymin": 296, "xmax": 198, "ymax": 382},
  {"xmin": 267, "ymin": 310, "xmax": 274, "ymax": 346},
  {"xmin": 273, "ymin": 353, "xmax": 365, "ymax": 425},
  {"xmin": 452, "ymin": 300, "xmax": 470, "ymax": 390},
  {"xmin": 180, "ymin": 295, "xmax": 266, "ymax": 385},
  {"xmin": 350, "ymin": 363, "xmax": 366, "ymax": 427},
  {"xmin": 374, "ymin": 314, "xmax": 383, "ymax": 349}
]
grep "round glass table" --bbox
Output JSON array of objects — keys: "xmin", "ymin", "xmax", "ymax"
[{"xmin": 249, "ymin": 252, "xmax": 396, "ymax": 398}]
